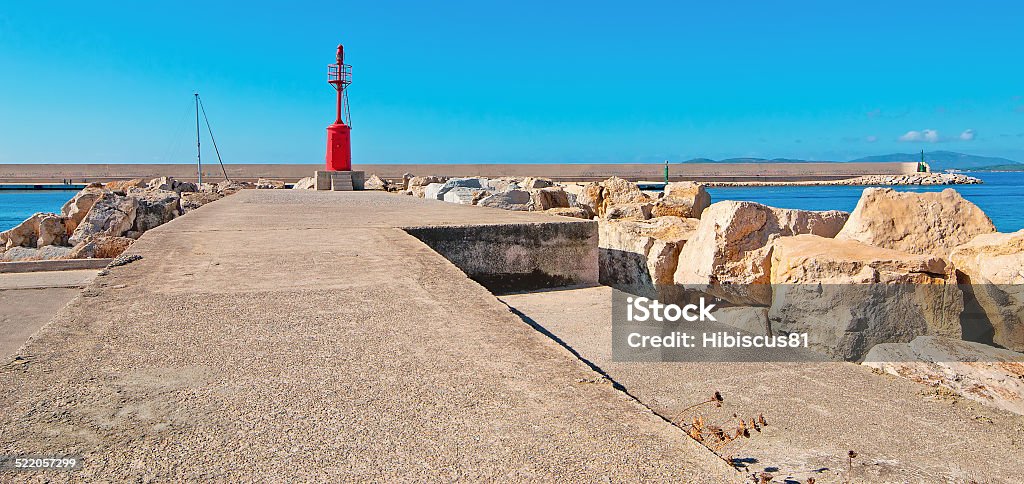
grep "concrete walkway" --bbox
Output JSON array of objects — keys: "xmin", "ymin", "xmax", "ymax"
[
  {"xmin": 502, "ymin": 286, "xmax": 1024, "ymax": 483},
  {"xmin": 0, "ymin": 191, "xmax": 736, "ymax": 481}
]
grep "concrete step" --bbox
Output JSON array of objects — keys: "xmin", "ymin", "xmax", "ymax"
[{"xmin": 331, "ymin": 172, "xmax": 354, "ymax": 191}]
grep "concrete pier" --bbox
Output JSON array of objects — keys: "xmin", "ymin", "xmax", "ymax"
[{"xmin": 0, "ymin": 191, "xmax": 734, "ymax": 480}]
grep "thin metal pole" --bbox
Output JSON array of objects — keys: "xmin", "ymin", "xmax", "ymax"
[
  {"xmin": 197, "ymin": 95, "xmax": 231, "ymax": 182},
  {"xmin": 194, "ymin": 92, "xmax": 202, "ymax": 186}
]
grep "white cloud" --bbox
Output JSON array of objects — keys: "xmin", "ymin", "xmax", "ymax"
[
  {"xmin": 898, "ymin": 131, "xmax": 921, "ymax": 142},
  {"xmin": 898, "ymin": 129, "xmax": 940, "ymax": 143},
  {"xmin": 865, "ymin": 135, "xmax": 878, "ymax": 142},
  {"xmin": 959, "ymin": 129, "xmax": 976, "ymax": 141}
]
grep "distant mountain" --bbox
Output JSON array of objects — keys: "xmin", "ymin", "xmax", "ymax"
[
  {"xmin": 849, "ymin": 151, "xmax": 1022, "ymax": 171},
  {"xmin": 971, "ymin": 164, "xmax": 1024, "ymax": 172},
  {"xmin": 682, "ymin": 157, "xmax": 818, "ymax": 164}
]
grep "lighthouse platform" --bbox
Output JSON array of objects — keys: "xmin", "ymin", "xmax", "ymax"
[{"xmin": 314, "ymin": 170, "xmax": 365, "ymax": 191}]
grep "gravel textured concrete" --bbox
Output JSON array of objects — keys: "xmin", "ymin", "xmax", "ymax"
[
  {"xmin": 0, "ymin": 190, "xmax": 736, "ymax": 481},
  {"xmin": 502, "ymin": 286, "xmax": 1024, "ymax": 483}
]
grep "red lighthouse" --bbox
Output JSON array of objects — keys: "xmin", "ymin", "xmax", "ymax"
[{"xmin": 326, "ymin": 44, "xmax": 352, "ymax": 171}]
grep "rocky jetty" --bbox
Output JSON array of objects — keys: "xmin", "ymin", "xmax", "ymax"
[
  {"xmin": 0, "ymin": 176, "xmax": 274, "ymax": 262},
  {"xmin": 848, "ymin": 172, "xmax": 983, "ymax": 185},
  {"xmin": 397, "ymin": 175, "xmax": 590, "ymax": 215},
  {"xmin": 703, "ymin": 172, "xmax": 983, "ymax": 187},
  {"xmin": 390, "ymin": 172, "xmax": 1024, "ymax": 411}
]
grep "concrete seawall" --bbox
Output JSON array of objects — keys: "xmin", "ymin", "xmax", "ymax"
[
  {"xmin": 403, "ymin": 220, "xmax": 599, "ymax": 293},
  {"xmin": 0, "ymin": 161, "xmax": 919, "ymax": 183}
]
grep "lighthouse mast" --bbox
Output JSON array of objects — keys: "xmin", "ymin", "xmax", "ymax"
[{"xmin": 326, "ymin": 44, "xmax": 353, "ymax": 171}]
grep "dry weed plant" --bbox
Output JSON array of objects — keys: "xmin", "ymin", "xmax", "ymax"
[
  {"xmin": 672, "ymin": 391, "xmax": 767, "ymax": 466},
  {"xmin": 844, "ymin": 450, "xmax": 857, "ymax": 483},
  {"xmin": 675, "ymin": 391, "xmax": 827, "ymax": 483}
]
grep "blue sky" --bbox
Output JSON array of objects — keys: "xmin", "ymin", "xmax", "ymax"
[{"xmin": 1, "ymin": 1, "xmax": 1022, "ymax": 164}]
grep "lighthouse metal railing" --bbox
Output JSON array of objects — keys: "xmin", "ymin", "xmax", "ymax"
[{"xmin": 327, "ymin": 64, "xmax": 352, "ymax": 87}]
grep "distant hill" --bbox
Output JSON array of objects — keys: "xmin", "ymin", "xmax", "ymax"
[
  {"xmin": 682, "ymin": 157, "xmax": 818, "ymax": 164},
  {"xmin": 678, "ymin": 151, "xmax": 1022, "ymax": 172},
  {"xmin": 971, "ymin": 164, "xmax": 1024, "ymax": 172},
  {"xmin": 849, "ymin": 151, "xmax": 1022, "ymax": 171}
]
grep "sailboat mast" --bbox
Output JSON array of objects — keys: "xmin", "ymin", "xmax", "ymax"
[{"xmin": 195, "ymin": 92, "xmax": 202, "ymax": 186}]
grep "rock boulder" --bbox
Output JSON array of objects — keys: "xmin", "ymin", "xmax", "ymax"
[
  {"xmin": 837, "ymin": 188, "xmax": 996, "ymax": 257},
  {"xmin": 599, "ymin": 216, "xmax": 699, "ymax": 296},
  {"xmin": 61, "ymin": 187, "xmax": 105, "ymax": 232},
  {"xmin": 292, "ymin": 177, "xmax": 315, "ymax": 190},
  {"xmin": 442, "ymin": 187, "xmax": 487, "ymax": 205},
  {"xmin": 544, "ymin": 207, "xmax": 590, "ymax": 219},
  {"xmin": 575, "ymin": 177, "xmax": 652, "ymax": 218},
  {"xmin": 36, "ymin": 214, "xmax": 68, "ymax": 247},
  {"xmin": 180, "ymin": 192, "xmax": 224, "ymax": 213},
  {"xmin": 364, "ymin": 174, "xmax": 389, "ymax": 191},
  {"xmin": 148, "ymin": 176, "xmax": 198, "ymax": 193},
  {"xmin": 530, "ymin": 187, "xmax": 571, "ymax": 211},
  {"xmin": 485, "ymin": 177, "xmax": 521, "ymax": 192},
  {"xmin": 1, "ymin": 213, "xmax": 46, "ymax": 248},
  {"xmin": 604, "ymin": 203, "xmax": 653, "ymax": 221},
  {"xmin": 423, "ymin": 183, "xmax": 446, "ymax": 200},
  {"xmin": 130, "ymin": 189, "xmax": 181, "ymax": 232},
  {"xmin": 769, "ymin": 234, "xmax": 963, "ymax": 361},
  {"xmin": 863, "ymin": 336, "xmax": 1024, "ymax": 416},
  {"xmin": 477, "ymin": 190, "xmax": 532, "ymax": 211},
  {"xmin": 673, "ymin": 201, "xmax": 849, "ymax": 305},
  {"xmin": 1, "ymin": 246, "xmax": 42, "ymax": 261},
  {"xmin": 651, "ymin": 182, "xmax": 711, "ymax": 219},
  {"xmin": 104, "ymin": 178, "xmax": 147, "ymax": 193},
  {"xmin": 522, "ymin": 177, "xmax": 553, "ymax": 190},
  {"xmin": 69, "ymin": 192, "xmax": 138, "ymax": 245},
  {"xmin": 256, "ymin": 178, "xmax": 286, "ymax": 189},
  {"xmin": 950, "ymin": 230, "xmax": 1024, "ymax": 351},
  {"xmin": 430, "ymin": 177, "xmax": 486, "ymax": 200},
  {"xmin": 407, "ymin": 176, "xmax": 444, "ymax": 189},
  {"xmin": 710, "ymin": 306, "xmax": 771, "ymax": 336},
  {"xmin": 69, "ymin": 235, "xmax": 135, "ymax": 259},
  {"xmin": 215, "ymin": 180, "xmax": 251, "ymax": 195}
]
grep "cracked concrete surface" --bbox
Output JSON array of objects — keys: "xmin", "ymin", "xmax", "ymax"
[
  {"xmin": 0, "ymin": 191, "xmax": 737, "ymax": 481},
  {"xmin": 502, "ymin": 285, "xmax": 1024, "ymax": 483}
]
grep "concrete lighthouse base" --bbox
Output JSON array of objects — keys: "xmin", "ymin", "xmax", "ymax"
[{"xmin": 314, "ymin": 170, "xmax": 365, "ymax": 191}]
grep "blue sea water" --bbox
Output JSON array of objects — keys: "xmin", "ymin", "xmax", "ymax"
[
  {"xmin": 0, "ymin": 190, "xmax": 79, "ymax": 232},
  {"xmin": 1, "ymin": 172, "xmax": 1022, "ymax": 232},
  {"xmin": 707, "ymin": 171, "xmax": 1024, "ymax": 233}
]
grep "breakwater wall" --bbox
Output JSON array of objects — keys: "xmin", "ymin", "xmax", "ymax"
[
  {"xmin": 403, "ymin": 221, "xmax": 599, "ymax": 293},
  {"xmin": 0, "ymin": 162, "xmax": 919, "ymax": 184}
]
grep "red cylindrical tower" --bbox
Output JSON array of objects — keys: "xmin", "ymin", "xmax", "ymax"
[{"xmin": 326, "ymin": 44, "xmax": 352, "ymax": 171}]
